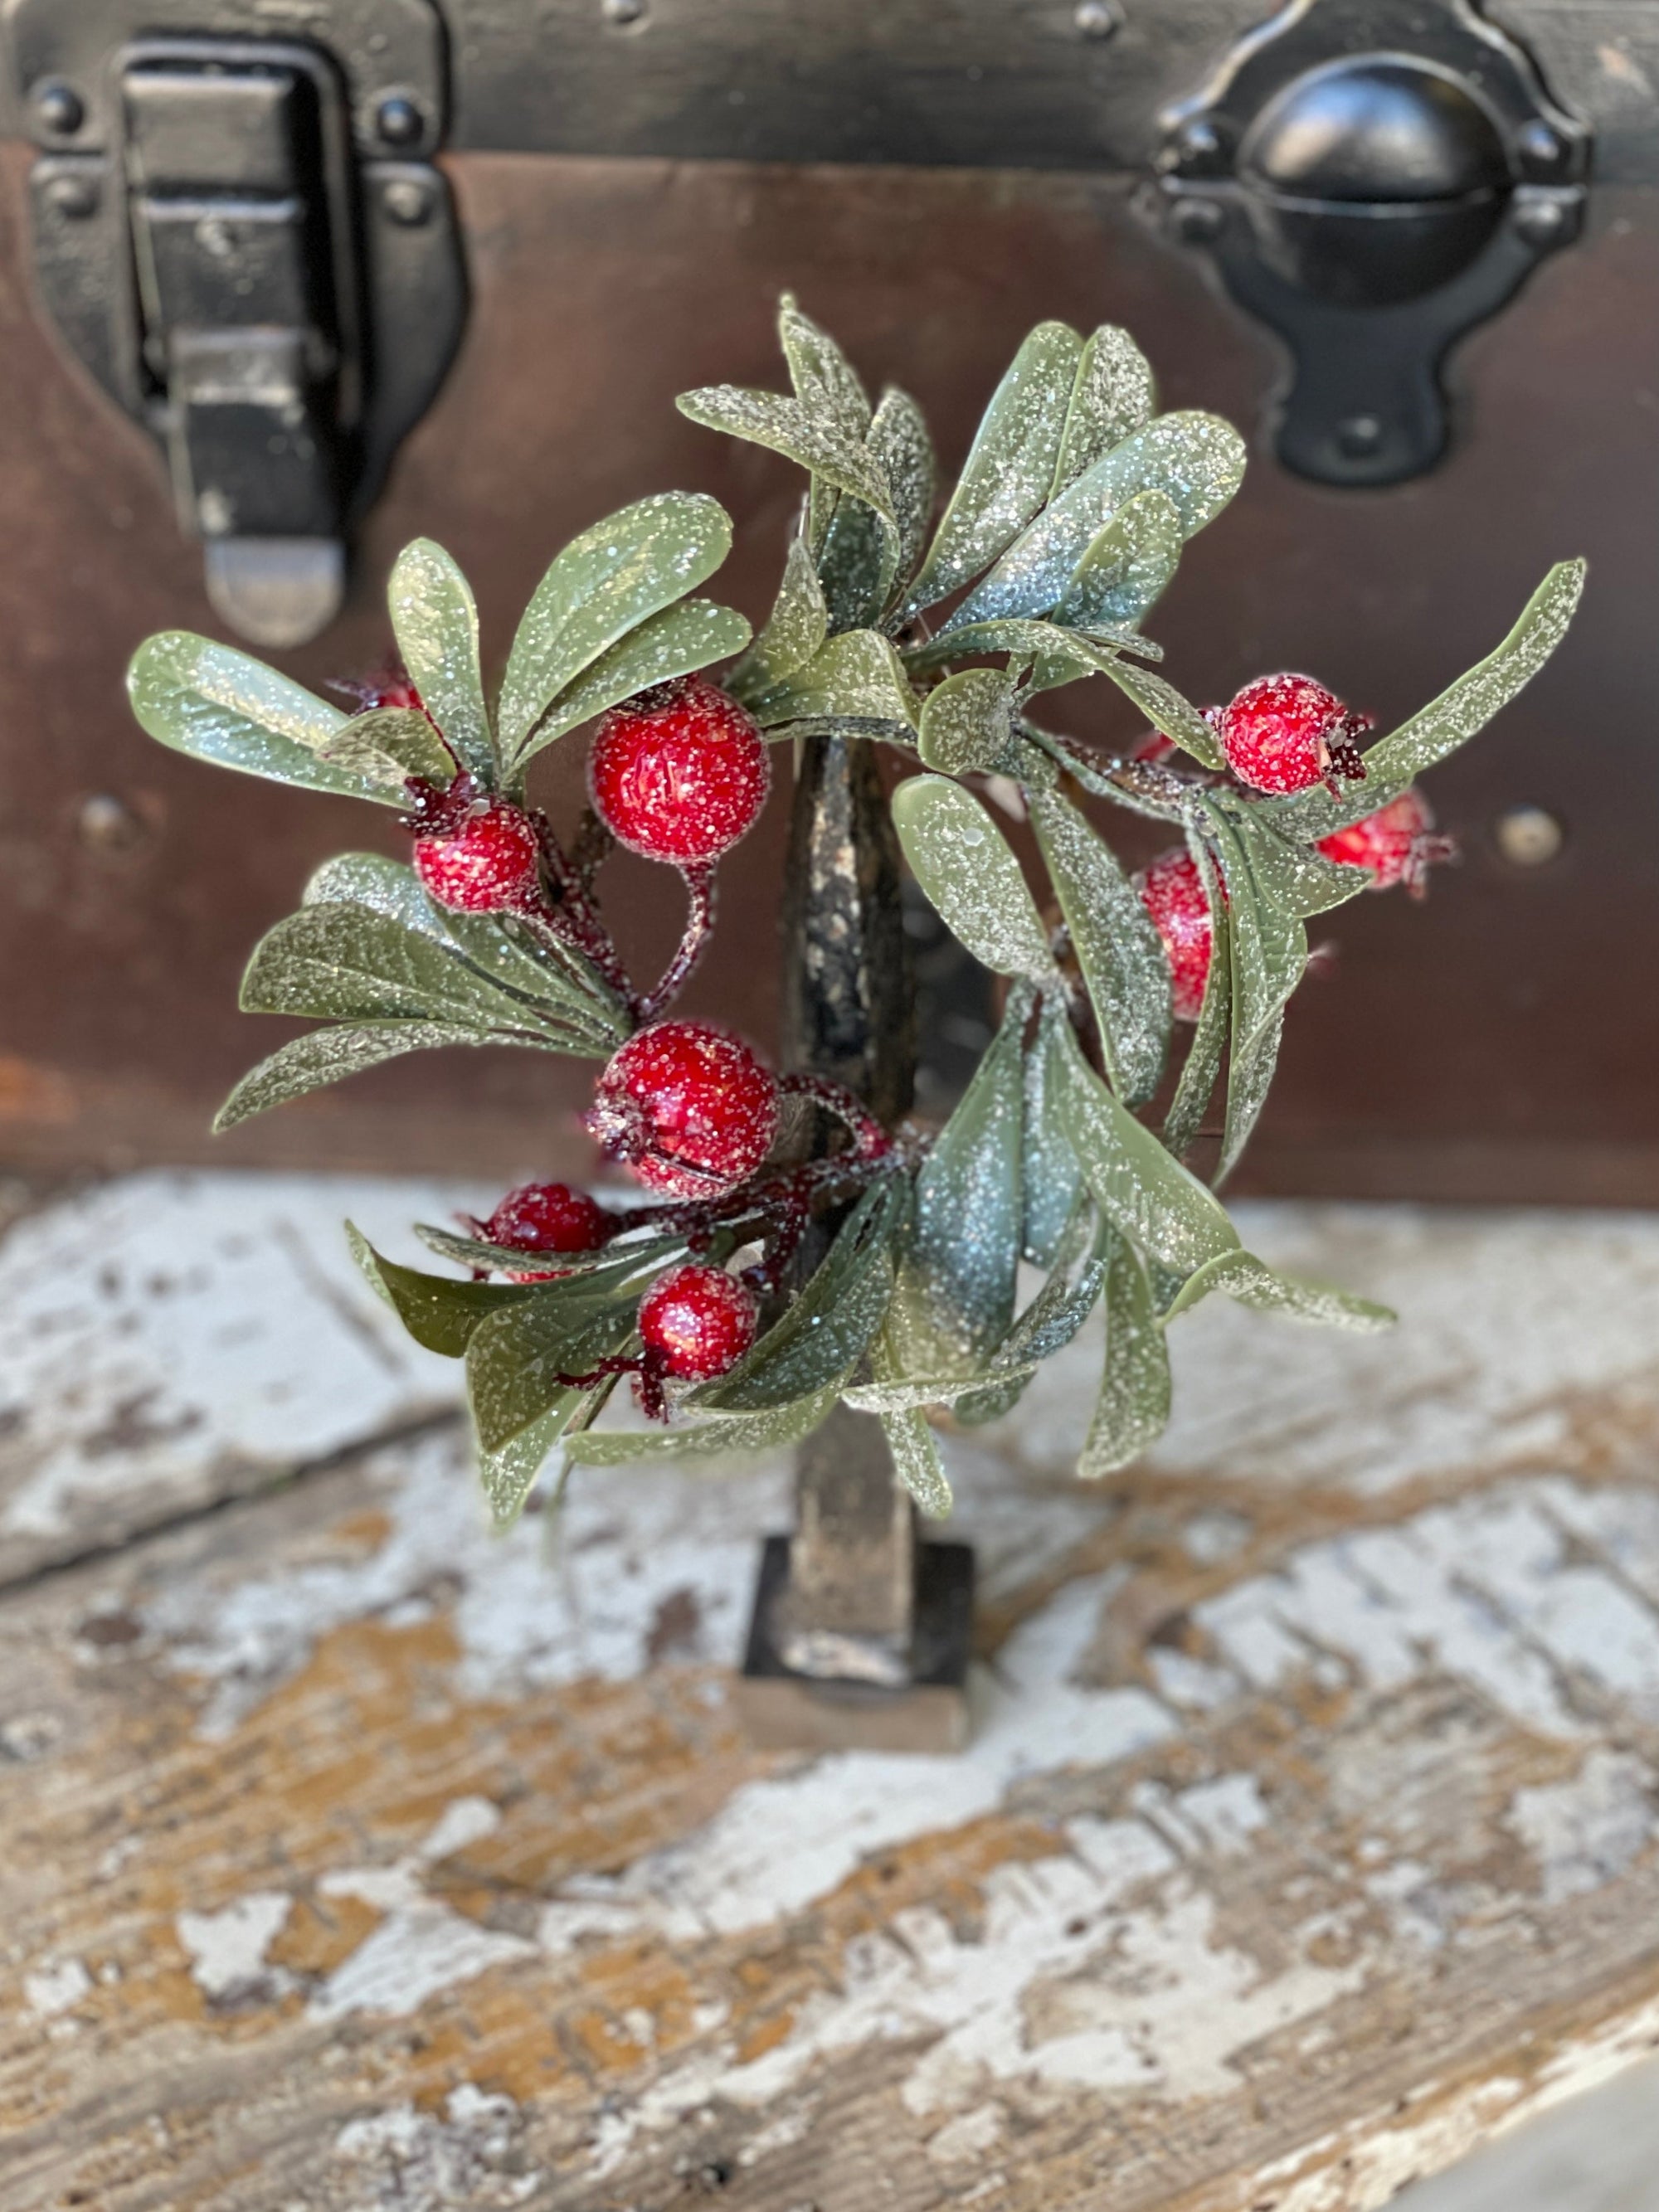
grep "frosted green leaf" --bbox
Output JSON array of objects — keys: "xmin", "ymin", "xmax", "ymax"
[
  {"xmin": 1204, "ymin": 810, "xmax": 1306, "ymax": 1179},
  {"xmin": 1021, "ymin": 1000, "xmax": 1084, "ymax": 1265},
  {"xmin": 1098, "ymin": 658, "xmax": 1225, "ymax": 771},
  {"xmin": 818, "ymin": 494, "xmax": 897, "ymax": 633},
  {"xmin": 1052, "ymin": 489, "xmax": 1183, "ymax": 632},
  {"xmin": 905, "ymin": 617, "xmax": 1160, "ymax": 675},
  {"xmin": 750, "ymin": 629, "xmax": 918, "ymax": 731},
  {"xmin": 729, "ymin": 535, "xmax": 830, "ymax": 703},
  {"xmin": 893, "ymin": 776, "xmax": 1055, "ymax": 979},
  {"xmin": 917, "ymin": 668, "xmax": 1020, "ymax": 777},
  {"xmin": 1261, "ymin": 558, "xmax": 1588, "ymax": 840},
  {"xmin": 1029, "ymin": 785, "xmax": 1170, "ymax": 1107},
  {"xmin": 1053, "ymin": 324, "xmax": 1157, "ymax": 496},
  {"xmin": 902, "ymin": 321, "xmax": 1083, "ymax": 618},
  {"xmin": 321, "ymin": 707, "xmax": 455, "ymax": 791},
  {"xmin": 676, "ymin": 386, "xmax": 898, "ymax": 557},
  {"xmin": 128, "ymin": 632, "xmax": 397, "ymax": 805},
  {"xmin": 944, "ymin": 413, "xmax": 1245, "ymax": 634},
  {"xmin": 347, "ymin": 1226, "xmax": 538, "ymax": 1359},
  {"xmin": 302, "ymin": 853, "xmax": 626, "ymax": 1040},
  {"xmin": 868, "ymin": 385, "xmax": 936, "ymax": 599},
  {"xmin": 1221, "ymin": 802, "xmax": 1370, "ymax": 917},
  {"xmin": 842, "ymin": 1365, "xmax": 1035, "ymax": 1415},
  {"xmin": 898, "ymin": 996, "xmax": 1026, "ymax": 1363},
  {"xmin": 1078, "ymin": 1232, "xmax": 1171, "ymax": 1476},
  {"xmin": 416, "ymin": 1222, "xmax": 688, "ymax": 1278},
  {"xmin": 879, "ymin": 1407, "xmax": 953, "ymax": 1518},
  {"xmin": 515, "ymin": 597, "xmax": 752, "ymax": 766},
  {"xmin": 1161, "ymin": 1248, "xmax": 1394, "ymax": 1331},
  {"xmin": 1051, "ymin": 1017, "xmax": 1238, "ymax": 1274},
  {"xmin": 214, "ymin": 1022, "xmax": 547, "ymax": 1133},
  {"xmin": 476, "ymin": 1393, "xmax": 591, "ymax": 1529},
  {"xmin": 778, "ymin": 292, "xmax": 872, "ymax": 436},
  {"xmin": 387, "ymin": 539, "xmax": 494, "ymax": 782},
  {"xmin": 497, "ymin": 493, "xmax": 732, "ymax": 759},
  {"xmin": 1162, "ymin": 835, "xmax": 1231, "ymax": 1160},
  {"xmin": 466, "ymin": 1290, "xmax": 640, "ymax": 1453},
  {"xmin": 698, "ymin": 1179, "xmax": 904, "ymax": 1412},
  {"xmin": 567, "ymin": 1385, "xmax": 842, "ymax": 1464}
]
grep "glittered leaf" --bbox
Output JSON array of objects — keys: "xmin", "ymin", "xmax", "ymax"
[
  {"xmin": 905, "ymin": 617, "xmax": 1160, "ymax": 675},
  {"xmin": 1051, "ymin": 1016, "xmax": 1238, "ymax": 1274},
  {"xmin": 1205, "ymin": 810, "xmax": 1306, "ymax": 1179},
  {"xmin": 214, "ymin": 1022, "xmax": 545, "ymax": 1132},
  {"xmin": 567, "ymin": 1385, "xmax": 842, "ymax": 1465},
  {"xmin": 476, "ymin": 1392, "xmax": 595, "ymax": 1529},
  {"xmin": 1161, "ymin": 1248, "xmax": 1394, "ymax": 1331},
  {"xmin": 842, "ymin": 1365, "xmax": 1034, "ymax": 1415},
  {"xmin": 416, "ymin": 1222, "xmax": 688, "ymax": 1279},
  {"xmin": 128, "ymin": 632, "xmax": 397, "ymax": 805},
  {"xmin": 347, "ymin": 1225, "xmax": 539, "ymax": 1358},
  {"xmin": 1022, "ymin": 1000, "xmax": 1085, "ymax": 1265},
  {"xmin": 1078, "ymin": 1231, "xmax": 1171, "ymax": 1475},
  {"xmin": 728, "ymin": 536, "xmax": 830, "ymax": 703},
  {"xmin": 749, "ymin": 628, "xmax": 917, "ymax": 732},
  {"xmin": 1029, "ymin": 785, "xmax": 1170, "ymax": 1107},
  {"xmin": 466, "ymin": 1289, "xmax": 641, "ymax": 1453},
  {"xmin": 875, "ymin": 1360, "xmax": 954, "ymax": 1519},
  {"xmin": 945, "ymin": 413, "xmax": 1245, "ymax": 634},
  {"xmin": 1053, "ymin": 325, "xmax": 1157, "ymax": 495},
  {"xmin": 917, "ymin": 667, "xmax": 1021, "ymax": 777},
  {"xmin": 698, "ymin": 1179, "xmax": 904, "ymax": 1412},
  {"xmin": 1161, "ymin": 837, "xmax": 1231, "ymax": 1160},
  {"xmin": 387, "ymin": 538, "xmax": 494, "ymax": 782},
  {"xmin": 896, "ymin": 994, "xmax": 1026, "ymax": 1365},
  {"xmin": 321, "ymin": 707, "xmax": 455, "ymax": 791},
  {"xmin": 903, "ymin": 322, "xmax": 1083, "ymax": 617},
  {"xmin": 868, "ymin": 385, "xmax": 936, "ymax": 600},
  {"xmin": 1261, "ymin": 558, "xmax": 1588, "ymax": 840},
  {"xmin": 1219, "ymin": 803, "xmax": 1370, "ymax": 918},
  {"xmin": 893, "ymin": 776, "xmax": 1055, "ymax": 979},
  {"xmin": 778, "ymin": 293, "xmax": 872, "ymax": 436},
  {"xmin": 1097, "ymin": 658, "xmax": 1226, "ymax": 771},
  {"xmin": 1051, "ymin": 489, "xmax": 1183, "ymax": 632},
  {"xmin": 517, "ymin": 597, "xmax": 752, "ymax": 764},
  {"xmin": 676, "ymin": 386, "xmax": 898, "ymax": 561},
  {"xmin": 497, "ymin": 493, "xmax": 733, "ymax": 760}
]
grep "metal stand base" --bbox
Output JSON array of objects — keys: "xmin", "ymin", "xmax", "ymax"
[{"xmin": 734, "ymin": 1535, "xmax": 975, "ymax": 1753}]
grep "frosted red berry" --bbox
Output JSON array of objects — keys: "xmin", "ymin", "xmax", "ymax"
[
  {"xmin": 333, "ymin": 661, "xmax": 426, "ymax": 717},
  {"xmin": 639, "ymin": 1264, "xmax": 758, "ymax": 1381},
  {"xmin": 589, "ymin": 673, "xmax": 771, "ymax": 865},
  {"xmin": 1216, "ymin": 673, "xmax": 1370, "ymax": 795},
  {"xmin": 1136, "ymin": 846, "xmax": 1216, "ymax": 1023},
  {"xmin": 481, "ymin": 1182, "xmax": 612, "ymax": 1281},
  {"xmin": 1317, "ymin": 786, "xmax": 1452, "ymax": 897},
  {"xmin": 413, "ymin": 796, "xmax": 543, "ymax": 913},
  {"xmin": 586, "ymin": 1021, "xmax": 778, "ymax": 1198}
]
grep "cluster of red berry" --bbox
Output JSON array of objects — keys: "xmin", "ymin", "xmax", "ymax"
[{"xmin": 1135, "ymin": 673, "xmax": 1452, "ymax": 1022}]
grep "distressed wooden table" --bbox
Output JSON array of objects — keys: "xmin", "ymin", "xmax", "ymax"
[{"xmin": 4, "ymin": 1172, "xmax": 1659, "ymax": 2212}]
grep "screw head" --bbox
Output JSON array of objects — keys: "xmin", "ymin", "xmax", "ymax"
[
  {"xmin": 1517, "ymin": 119, "xmax": 1564, "ymax": 168},
  {"xmin": 1512, "ymin": 195, "xmax": 1567, "ymax": 246},
  {"xmin": 78, "ymin": 794, "xmax": 144, "ymax": 852},
  {"xmin": 601, "ymin": 0, "xmax": 649, "ymax": 22},
  {"xmin": 1073, "ymin": 0, "xmax": 1121, "ymax": 38},
  {"xmin": 374, "ymin": 93, "xmax": 424, "ymax": 148},
  {"xmin": 1170, "ymin": 194, "xmax": 1224, "ymax": 243},
  {"xmin": 1494, "ymin": 804, "xmax": 1564, "ymax": 868},
  {"xmin": 45, "ymin": 171, "xmax": 99, "ymax": 219},
  {"xmin": 1170, "ymin": 117, "xmax": 1224, "ymax": 173},
  {"xmin": 32, "ymin": 80, "xmax": 85, "ymax": 137},
  {"xmin": 1335, "ymin": 413, "xmax": 1384, "ymax": 460},
  {"xmin": 382, "ymin": 175, "xmax": 435, "ymax": 226}
]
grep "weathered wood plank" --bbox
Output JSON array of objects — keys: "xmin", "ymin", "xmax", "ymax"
[{"xmin": 2, "ymin": 1181, "xmax": 1659, "ymax": 2209}]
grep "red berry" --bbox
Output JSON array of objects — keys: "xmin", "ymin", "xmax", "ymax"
[
  {"xmin": 586, "ymin": 1021, "xmax": 778, "ymax": 1198},
  {"xmin": 1217, "ymin": 673, "xmax": 1368, "ymax": 795},
  {"xmin": 589, "ymin": 674, "xmax": 771, "ymax": 865},
  {"xmin": 639, "ymin": 1264, "xmax": 758, "ymax": 1381},
  {"xmin": 413, "ymin": 797, "xmax": 542, "ymax": 913},
  {"xmin": 1317, "ymin": 787, "xmax": 1451, "ymax": 896},
  {"xmin": 1136, "ymin": 846, "xmax": 1216, "ymax": 1023},
  {"xmin": 481, "ymin": 1182, "xmax": 612, "ymax": 1281},
  {"xmin": 333, "ymin": 661, "xmax": 427, "ymax": 717}
]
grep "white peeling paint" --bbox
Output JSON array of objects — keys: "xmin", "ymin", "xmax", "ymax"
[
  {"xmin": 176, "ymin": 1891, "xmax": 292, "ymax": 2004},
  {"xmin": 334, "ymin": 2085, "xmax": 535, "ymax": 2211},
  {"xmin": 23, "ymin": 1957, "xmax": 90, "ymax": 2017},
  {"xmin": 1505, "ymin": 1749, "xmax": 1658, "ymax": 1905}
]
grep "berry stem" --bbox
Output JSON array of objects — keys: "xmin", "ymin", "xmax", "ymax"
[
  {"xmin": 776, "ymin": 1072, "xmax": 894, "ymax": 1160},
  {"xmin": 527, "ymin": 811, "xmax": 634, "ymax": 1001},
  {"xmin": 635, "ymin": 863, "xmax": 718, "ymax": 1027},
  {"xmin": 569, "ymin": 806, "xmax": 615, "ymax": 893}
]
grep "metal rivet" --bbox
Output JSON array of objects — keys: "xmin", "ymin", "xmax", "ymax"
[
  {"xmin": 78, "ymin": 795, "xmax": 144, "ymax": 852},
  {"xmin": 1171, "ymin": 118, "xmax": 1223, "ymax": 171},
  {"xmin": 601, "ymin": 0, "xmax": 649, "ymax": 21},
  {"xmin": 1494, "ymin": 805, "xmax": 1564, "ymax": 868},
  {"xmin": 1170, "ymin": 195, "xmax": 1224, "ymax": 242},
  {"xmin": 1336, "ymin": 413, "xmax": 1384, "ymax": 459},
  {"xmin": 1512, "ymin": 196, "xmax": 1567, "ymax": 246},
  {"xmin": 1073, "ymin": 0, "xmax": 1121, "ymax": 38},
  {"xmin": 382, "ymin": 176, "xmax": 434, "ymax": 226},
  {"xmin": 1517, "ymin": 119, "xmax": 1564, "ymax": 167},
  {"xmin": 45, "ymin": 172, "xmax": 99, "ymax": 219},
  {"xmin": 32, "ymin": 80, "xmax": 85, "ymax": 137},
  {"xmin": 374, "ymin": 93, "xmax": 424, "ymax": 147}
]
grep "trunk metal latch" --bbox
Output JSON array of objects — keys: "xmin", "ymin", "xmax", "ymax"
[{"xmin": 11, "ymin": 0, "xmax": 465, "ymax": 644}]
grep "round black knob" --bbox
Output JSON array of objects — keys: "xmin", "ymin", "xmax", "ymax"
[{"xmin": 1241, "ymin": 57, "xmax": 1510, "ymax": 203}]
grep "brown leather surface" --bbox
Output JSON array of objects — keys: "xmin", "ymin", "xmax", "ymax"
[{"xmin": 0, "ymin": 144, "xmax": 1652, "ymax": 1198}]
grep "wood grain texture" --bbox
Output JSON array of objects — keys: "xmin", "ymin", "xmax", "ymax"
[{"xmin": 4, "ymin": 1175, "xmax": 1659, "ymax": 2207}]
